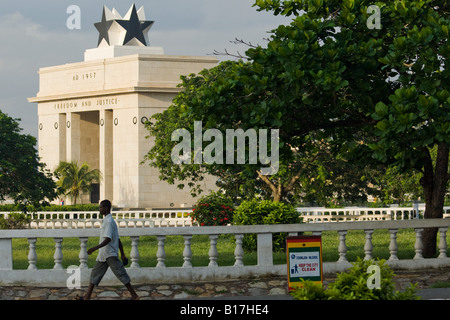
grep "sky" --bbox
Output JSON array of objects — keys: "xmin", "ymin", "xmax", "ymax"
[{"xmin": 0, "ymin": 0, "xmax": 290, "ymax": 139}]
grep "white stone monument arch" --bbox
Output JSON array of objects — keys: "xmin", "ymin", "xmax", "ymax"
[{"xmin": 29, "ymin": 5, "xmax": 218, "ymax": 207}]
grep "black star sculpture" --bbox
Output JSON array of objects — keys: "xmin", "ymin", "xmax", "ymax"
[
  {"xmin": 94, "ymin": 7, "xmax": 114, "ymax": 46},
  {"xmin": 94, "ymin": 4, "xmax": 154, "ymax": 47},
  {"xmin": 117, "ymin": 4, "xmax": 154, "ymax": 46}
]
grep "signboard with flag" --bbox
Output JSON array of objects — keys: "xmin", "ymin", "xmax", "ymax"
[{"xmin": 286, "ymin": 235, "xmax": 323, "ymax": 290}]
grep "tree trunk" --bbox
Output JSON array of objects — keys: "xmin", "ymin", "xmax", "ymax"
[
  {"xmin": 272, "ymin": 192, "xmax": 282, "ymax": 202},
  {"xmin": 257, "ymin": 170, "xmax": 302, "ymax": 202},
  {"xmin": 257, "ymin": 171, "xmax": 282, "ymax": 202},
  {"xmin": 420, "ymin": 143, "xmax": 449, "ymax": 258}
]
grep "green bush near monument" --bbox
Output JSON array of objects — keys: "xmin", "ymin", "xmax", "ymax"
[
  {"xmin": 0, "ymin": 204, "xmax": 100, "ymax": 212},
  {"xmin": 233, "ymin": 199, "xmax": 301, "ymax": 251},
  {"xmin": 290, "ymin": 258, "xmax": 419, "ymax": 300},
  {"xmin": 0, "ymin": 212, "xmax": 31, "ymax": 230},
  {"xmin": 190, "ymin": 191, "xmax": 235, "ymax": 226}
]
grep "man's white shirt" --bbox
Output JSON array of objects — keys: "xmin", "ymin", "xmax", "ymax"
[{"xmin": 97, "ymin": 214, "xmax": 119, "ymax": 261}]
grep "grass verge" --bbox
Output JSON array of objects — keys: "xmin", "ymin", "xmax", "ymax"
[{"xmin": 11, "ymin": 229, "xmax": 448, "ymax": 269}]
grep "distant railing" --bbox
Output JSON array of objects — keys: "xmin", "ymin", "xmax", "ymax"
[
  {"xmin": 297, "ymin": 205, "xmax": 450, "ymax": 223},
  {"xmin": 1, "ymin": 205, "xmax": 450, "ymax": 230},
  {"xmin": 0, "ymin": 209, "xmax": 193, "ymax": 229}
]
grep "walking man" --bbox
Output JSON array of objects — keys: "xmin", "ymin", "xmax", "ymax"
[{"xmin": 78, "ymin": 199, "xmax": 139, "ymax": 300}]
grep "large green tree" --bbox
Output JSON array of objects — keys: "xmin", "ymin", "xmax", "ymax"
[
  {"xmin": 0, "ymin": 110, "xmax": 57, "ymax": 207},
  {"xmin": 217, "ymin": 0, "xmax": 448, "ymax": 256},
  {"xmin": 146, "ymin": 0, "xmax": 448, "ymax": 256},
  {"xmin": 144, "ymin": 63, "xmax": 382, "ymax": 204},
  {"xmin": 252, "ymin": 0, "xmax": 449, "ymax": 257}
]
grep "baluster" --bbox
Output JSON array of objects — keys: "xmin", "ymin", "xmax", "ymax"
[
  {"xmin": 387, "ymin": 210, "xmax": 392, "ymax": 221},
  {"xmin": 364, "ymin": 230, "xmax": 374, "ymax": 261},
  {"xmin": 130, "ymin": 236, "xmax": 140, "ymax": 268},
  {"xmin": 27, "ymin": 238, "xmax": 37, "ymax": 270},
  {"xmin": 388, "ymin": 229, "xmax": 399, "ymax": 260},
  {"xmin": 156, "ymin": 236, "xmax": 166, "ymax": 268},
  {"xmin": 182, "ymin": 235, "xmax": 193, "ymax": 268},
  {"xmin": 257, "ymin": 233, "xmax": 273, "ymax": 267},
  {"xmin": 414, "ymin": 228, "xmax": 424, "ymax": 259},
  {"xmin": 79, "ymin": 237, "xmax": 89, "ymax": 268},
  {"xmin": 53, "ymin": 238, "xmax": 63, "ymax": 269},
  {"xmin": 208, "ymin": 235, "xmax": 219, "ymax": 267},
  {"xmin": 439, "ymin": 227, "xmax": 448, "ymax": 258},
  {"xmin": 234, "ymin": 234, "xmax": 244, "ymax": 267},
  {"xmin": 338, "ymin": 231, "xmax": 348, "ymax": 262}
]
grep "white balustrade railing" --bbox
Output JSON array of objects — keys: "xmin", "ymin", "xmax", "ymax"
[
  {"xmin": 1, "ymin": 219, "xmax": 450, "ymax": 287},
  {"xmin": 297, "ymin": 205, "xmax": 450, "ymax": 223},
  {"xmin": 1, "ymin": 206, "xmax": 450, "ymax": 230},
  {"xmin": 0, "ymin": 209, "xmax": 193, "ymax": 229}
]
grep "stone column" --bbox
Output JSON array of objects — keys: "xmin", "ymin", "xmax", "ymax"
[
  {"xmin": 58, "ymin": 113, "xmax": 67, "ymax": 163},
  {"xmin": 66, "ymin": 112, "xmax": 81, "ymax": 163},
  {"xmin": 99, "ymin": 109, "xmax": 114, "ymax": 201}
]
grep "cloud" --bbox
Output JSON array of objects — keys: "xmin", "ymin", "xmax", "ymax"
[
  {"xmin": 0, "ymin": 12, "xmax": 90, "ymax": 82},
  {"xmin": 149, "ymin": 0, "xmax": 289, "ymax": 58},
  {"xmin": 0, "ymin": 12, "xmax": 92, "ymax": 137},
  {"xmin": 0, "ymin": 12, "xmax": 51, "ymax": 56}
]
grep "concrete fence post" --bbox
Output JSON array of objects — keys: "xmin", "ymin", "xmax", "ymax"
[
  {"xmin": 257, "ymin": 233, "xmax": 273, "ymax": 267},
  {"xmin": 0, "ymin": 238, "xmax": 13, "ymax": 270}
]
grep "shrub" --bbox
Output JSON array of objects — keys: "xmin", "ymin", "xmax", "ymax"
[
  {"xmin": 0, "ymin": 212, "xmax": 31, "ymax": 229},
  {"xmin": 190, "ymin": 191, "xmax": 234, "ymax": 226},
  {"xmin": 232, "ymin": 199, "xmax": 301, "ymax": 251},
  {"xmin": 0, "ymin": 204, "xmax": 16, "ymax": 212},
  {"xmin": 38, "ymin": 204, "xmax": 100, "ymax": 212},
  {"xmin": 291, "ymin": 258, "xmax": 419, "ymax": 300}
]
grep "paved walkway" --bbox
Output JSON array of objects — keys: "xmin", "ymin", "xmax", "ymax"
[{"xmin": 1, "ymin": 269, "xmax": 450, "ymax": 300}]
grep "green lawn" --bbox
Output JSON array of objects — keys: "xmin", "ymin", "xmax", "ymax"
[{"xmin": 11, "ymin": 229, "xmax": 448, "ymax": 269}]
